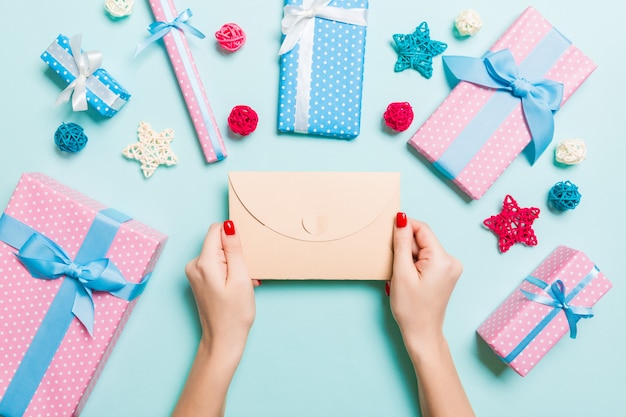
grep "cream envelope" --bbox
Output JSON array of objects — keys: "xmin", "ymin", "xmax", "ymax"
[{"xmin": 228, "ymin": 172, "xmax": 401, "ymax": 280}]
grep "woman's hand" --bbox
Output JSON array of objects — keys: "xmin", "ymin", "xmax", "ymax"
[
  {"xmin": 184, "ymin": 220, "xmax": 258, "ymax": 359},
  {"xmin": 173, "ymin": 220, "xmax": 259, "ymax": 417},
  {"xmin": 388, "ymin": 213, "xmax": 474, "ymax": 417},
  {"xmin": 388, "ymin": 213, "xmax": 463, "ymax": 354}
]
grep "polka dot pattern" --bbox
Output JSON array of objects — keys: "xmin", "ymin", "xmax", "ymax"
[
  {"xmin": 408, "ymin": 7, "xmax": 597, "ymax": 200},
  {"xmin": 0, "ymin": 173, "xmax": 167, "ymax": 416},
  {"xmin": 477, "ymin": 246, "xmax": 612, "ymax": 377},
  {"xmin": 40, "ymin": 34, "xmax": 131, "ymax": 118},
  {"xmin": 278, "ymin": 0, "xmax": 368, "ymax": 139},
  {"xmin": 148, "ymin": 0, "xmax": 226, "ymax": 163}
]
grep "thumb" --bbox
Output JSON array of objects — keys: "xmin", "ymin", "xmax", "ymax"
[
  {"xmin": 221, "ymin": 220, "xmax": 249, "ymax": 282},
  {"xmin": 392, "ymin": 212, "xmax": 415, "ymax": 275}
]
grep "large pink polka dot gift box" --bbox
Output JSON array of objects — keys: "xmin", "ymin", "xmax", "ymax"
[
  {"xmin": 0, "ymin": 173, "xmax": 167, "ymax": 417},
  {"xmin": 477, "ymin": 246, "xmax": 612, "ymax": 377},
  {"xmin": 408, "ymin": 7, "xmax": 597, "ymax": 200}
]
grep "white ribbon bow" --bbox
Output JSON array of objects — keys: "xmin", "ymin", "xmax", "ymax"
[
  {"xmin": 56, "ymin": 34, "xmax": 103, "ymax": 111},
  {"xmin": 279, "ymin": 0, "xmax": 367, "ymax": 55}
]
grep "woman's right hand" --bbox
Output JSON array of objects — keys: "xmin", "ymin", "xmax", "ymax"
[
  {"xmin": 388, "ymin": 213, "xmax": 463, "ymax": 355},
  {"xmin": 388, "ymin": 213, "xmax": 474, "ymax": 417}
]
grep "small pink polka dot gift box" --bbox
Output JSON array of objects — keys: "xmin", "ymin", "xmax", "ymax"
[
  {"xmin": 408, "ymin": 7, "xmax": 596, "ymax": 200},
  {"xmin": 477, "ymin": 246, "xmax": 612, "ymax": 377},
  {"xmin": 0, "ymin": 173, "xmax": 167, "ymax": 416}
]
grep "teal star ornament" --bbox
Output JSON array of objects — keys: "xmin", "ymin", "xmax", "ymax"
[{"xmin": 392, "ymin": 22, "xmax": 448, "ymax": 78}]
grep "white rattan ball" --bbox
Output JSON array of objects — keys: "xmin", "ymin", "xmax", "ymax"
[
  {"xmin": 104, "ymin": 0, "xmax": 134, "ymax": 18},
  {"xmin": 455, "ymin": 9, "xmax": 482, "ymax": 36}
]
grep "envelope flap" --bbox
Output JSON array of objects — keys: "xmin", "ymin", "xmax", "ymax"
[{"xmin": 229, "ymin": 172, "xmax": 400, "ymax": 242}]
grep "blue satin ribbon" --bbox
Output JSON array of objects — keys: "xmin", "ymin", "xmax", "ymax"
[
  {"xmin": 502, "ymin": 268, "xmax": 598, "ymax": 364},
  {"xmin": 0, "ymin": 210, "xmax": 150, "ymax": 417},
  {"xmin": 135, "ymin": 8, "xmax": 205, "ymax": 56},
  {"xmin": 431, "ymin": 28, "xmax": 571, "ymax": 181},
  {"xmin": 521, "ymin": 277, "xmax": 593, "ymax": 338},
  {"xmin": 15, "ymin": 231, "xmax": 147, "ymax": 336},
  {"xmin": 442, "ymin": 49, "xmax": 563, "ymax": 164}
]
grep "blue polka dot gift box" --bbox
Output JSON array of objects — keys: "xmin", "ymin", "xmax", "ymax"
[
  {"xmin": 477, "ymin": 246, "xmax": 612, "ymax": 377},
  {"xmin": 0, "ymin": 173, "xmax": 167, "ymax": 417},
  {"xmin": 41, "ymin": 34, "xmax": 131, "ymax": 117},
  {"xmin": 278, "ymin": 0, "xmax": 368, "ymax": 139},
  {"xmin": 407, "ymin": 7, "xmax": 596, "ymax": 200}
]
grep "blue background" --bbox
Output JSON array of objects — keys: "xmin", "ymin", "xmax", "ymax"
[{"xmin": 1, "ymin": 1, "xmax": 624, "ymax": 416}]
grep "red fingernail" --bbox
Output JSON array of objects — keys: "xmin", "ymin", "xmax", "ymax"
[
  {"xmin": 224, "ymin": 220, "xmax": 236, "ymax": 236},
  {"xmin": 385, "ymin": 282, "xmax": 390, "ymax": 297},
  {"xmin": 396, "ymin": 212, "xmax": 407, "ymax": 228}
]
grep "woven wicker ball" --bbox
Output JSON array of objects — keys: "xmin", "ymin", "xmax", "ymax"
[
  {"xmin": 455, "ymin": 9, "xmax": 482, "ymax": 36},
  {"xmin": 104, "ymin": 0, "xmax": 134, "ymax": 18},
  {"xmin": 548, "ymin": 180, "xmax": 581, "ymax": 210},
  {"xmin": 383, "ymin": 102, "xmax": 414, "ymax": 132},
  {"xmin": 54, "ymin": 122, "xmax": 88, "ymax": 153},
  {"xmin": 215, "ymin": 23, "xmax": 246, "ymax": 52},
  {"xmin": 228, "ymin": 105, "xmax": 258, "ymax": 136}
]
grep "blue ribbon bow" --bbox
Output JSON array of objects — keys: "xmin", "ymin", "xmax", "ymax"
[
  {"xmin": 0, "ymin": 209, "xmax": 154, "ymax": 417},
  {"xmin": 442, "ymin": 49, "xmax": 564, "ymax": 163},
  {"xmin": 135, "ymin": 8, "xmax": 205, "ymax": 57},
  {"xmin": 15, "ymin": 232, "xmax": 142, "ymax": 336},
  {"xmin": 521, "ymin": 277, "xmax": 593, "ymax": 338}
]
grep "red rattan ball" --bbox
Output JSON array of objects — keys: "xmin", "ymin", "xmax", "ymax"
[
  {"xmin": 228, "ymin": 105, "xmax": 258, "ymax": 136},
  {"xmin": 383, "ymin": 102, "xmax": 414, "ymax": 132},
  {"xmin": 215, "ymin": 23, "xmax": 246, "ymax": 52}
]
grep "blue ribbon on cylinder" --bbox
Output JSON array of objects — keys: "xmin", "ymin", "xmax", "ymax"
[
  {"xmin": 442, "ymin": 49, "xmax": 564, "ymax": 164},
  {"xmin": 502, "ymin": 269, "xmax": 598, "ymax": 364},
  {"xmin": 135, "ymin": 8, "xmax": 206, "ymax": 56},
  {"xmin": 0, "ymin": 210, "xmax": 151, "ymax": 417}
]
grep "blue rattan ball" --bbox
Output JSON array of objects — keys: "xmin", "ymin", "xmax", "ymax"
[
  {"xmin": 54, "ymin": 122, "xmax": 88, "ymax": 153},
  {"xmin": 548, "ymin": 180, "xmax": 581, "ymax": 211}
]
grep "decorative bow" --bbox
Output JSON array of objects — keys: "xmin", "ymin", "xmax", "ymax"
[
  {"xmin": 15, "ymin": 233, "xmax": 133, "ymax": 336},
  {"xmin": 521, "ymin": 278, "xmax": 594, "ymax": 338},
  {"xmin": 135, "ymin": 8, "xmax": 206, "ymax": 56},
  {"xmin": 279, "ymin": 0, "xmax": 367, "ymax": 55},
  {"xmin": 55, "ymin": 34, "xmax": 102, "ymax": 111},
  {"xmin": 442, "ymin": 49, "xmax": 564, "ymax": 163}
]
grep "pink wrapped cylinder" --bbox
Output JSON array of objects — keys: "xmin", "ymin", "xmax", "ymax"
[{"xmin": 146, "ymin": 0, "xmax": 226, "ymax": 163}]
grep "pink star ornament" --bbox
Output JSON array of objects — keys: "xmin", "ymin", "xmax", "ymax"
[{"xmin": 483, "ymin": 195, "xmax": 540, "ymax": 253}]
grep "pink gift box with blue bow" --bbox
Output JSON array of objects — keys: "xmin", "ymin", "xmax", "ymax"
[
  {"xmin": 0, "ymin": 173, "xmax": 167, "ymax": 416},
  {"xmin": 477, "ymin": 246, "xmax": 612, "ymax": 376},
  {"xmin": 408, "ymin": 7, "xmax": 596, "ymax": 200}
]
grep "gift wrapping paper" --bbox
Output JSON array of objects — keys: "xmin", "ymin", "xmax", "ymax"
[
  {"xmin": 477, "ymin": 246, "xmax": 612, "ymax": 376},
  {"xmin": 41, "ymin": 34, "xmax": 131, "ymax": 118},
  {"xmin": 408, "ymin": 7, "xmax": 596, "ymax": 200},
  {"xmin": 146, "ymin": 0, "xmax": 226, "ymax": 163},
  {"xmin": 0, "ymin": 173, "xmax": 167, "ymax": 416},
  {"xmin": 277, "ymin": 0, "xmax": 369, "ymax": 139}
]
